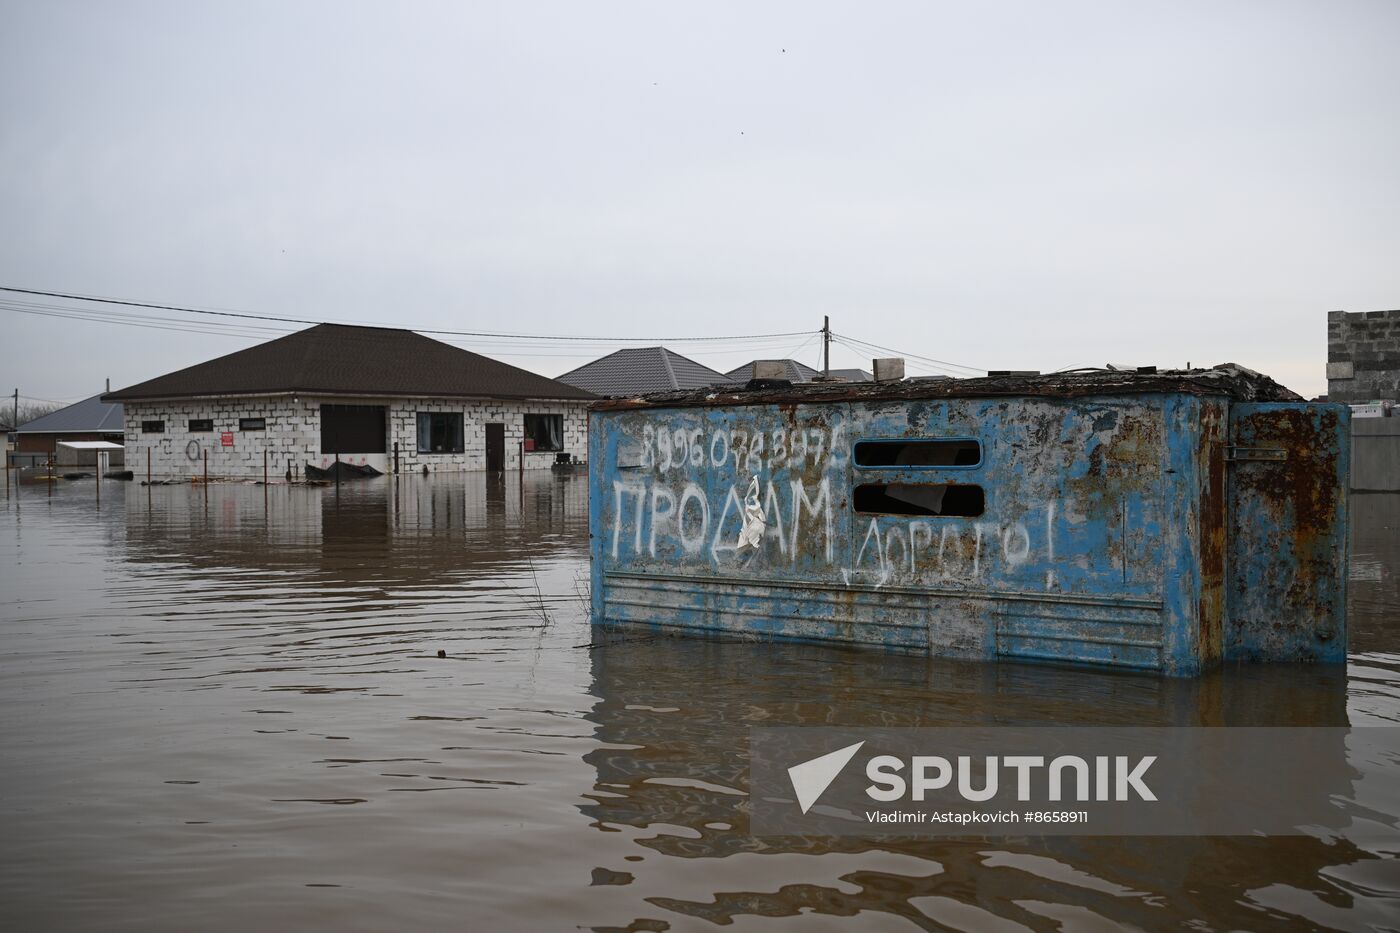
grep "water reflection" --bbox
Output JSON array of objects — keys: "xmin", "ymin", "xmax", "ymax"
[
  {"xmin": 118, "ymin": 472, "xmax": 586, "ymax": 582},
  {"xmin": 579, "ymin": 637, "xmax": 1394, "ymax": 930},
  {"xmin": 0, "ymin": 478, "xmax": 1395, "ymax": 932}
]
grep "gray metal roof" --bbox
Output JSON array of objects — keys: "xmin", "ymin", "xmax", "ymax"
[
  {"xmin": 828, "ymin": 368, "xmax": 873, "ymax": 382},
  {"xmin": 16, "ymin": 394, "xmax": 125, "ymax": 434},
  {"xmin": 557, "ymin": 347, "xmax": 729, "ymax": 397},
  {"xmin": 724, "ymin": 359, "xmax": 824, "ymax": 383}
]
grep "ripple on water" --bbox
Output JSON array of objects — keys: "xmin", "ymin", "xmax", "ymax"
[{"xmin": 1, "ymin": 476, "xmax": 1397, "ymax": 931}]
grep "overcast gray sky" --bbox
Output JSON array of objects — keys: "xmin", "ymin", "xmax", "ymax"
[{"xmin": 3, "ymin": 0, "xmax": 1397, "ymax": 404}]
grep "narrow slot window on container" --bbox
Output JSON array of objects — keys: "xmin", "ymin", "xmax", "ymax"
[
  {"xmin": 188, "ymin": 419, "xmax": 213, "ymax": 432},
  {"xmin": 853, "ymin": 483, "xmax": 985, "ymax": 517},
  {"xmin": 854, "ymin": 439, "xmax": 981, "ymax": 467},
  {"xmin": 239, "ymin": 418, "xmax": 266, "ymax": 431},
  {"xmin": 141, "ymin": 420, "xmax": 164, "ymax": 433}
]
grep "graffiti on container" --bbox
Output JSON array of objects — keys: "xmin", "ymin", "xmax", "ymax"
[{"xmin": 610, "ymin": 422, "xmax": 1066, "ymax": 588}]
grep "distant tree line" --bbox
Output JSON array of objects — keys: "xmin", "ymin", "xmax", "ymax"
[{"xmin": 7, "ymin": 400, "xmax": 65, "ymax": 428}]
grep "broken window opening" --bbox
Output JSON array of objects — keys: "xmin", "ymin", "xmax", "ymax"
[
  {"xmin": 853, "ymin": 483, "xmax": 985, "ymax": 517},
  {"xmin": 854, "ymin": 439, "xmax": 981, "ymax": 467}
]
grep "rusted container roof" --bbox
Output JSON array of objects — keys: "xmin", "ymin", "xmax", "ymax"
[
  {"xmin": 104, "ymin": 324, "xmax": 597, "ymax": 402},
  {"xmin": 592, "ymin": 364, "xmax": 1301, "ymax": 410}
]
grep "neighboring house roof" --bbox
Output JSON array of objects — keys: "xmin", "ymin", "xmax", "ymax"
[
  {"xmin": 557, "ymin": 347, "xmax": 728, "ymax": 397},
  {"xmin": 724, "ymin": 359, "xmax": 823, "ymax": 384},
  {"xmin": 103, "ymin": 324, "xmax": 596, "ymax": 402},
  {"xmin": 828, "ymin": 368, "xmax": 873, "ymax": 382},
  {"xmin": 16, "ymin": 394, "xmax": 125, "ymax": 434}
]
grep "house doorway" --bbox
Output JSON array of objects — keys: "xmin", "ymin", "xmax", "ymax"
[{"xmin": 485, "ymin": 422, "xmax": 505, "ymax": 472}]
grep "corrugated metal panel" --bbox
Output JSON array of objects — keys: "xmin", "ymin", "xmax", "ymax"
[
  {"xmin": 590, "ymin": 380, "xmax": 1349, "ymax": 677},
  {"xmin": 1226, "ymin": 403, "xmax": 1349, "ymax": 662}
]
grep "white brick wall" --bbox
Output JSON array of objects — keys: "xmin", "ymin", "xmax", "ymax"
[{"xmin": 123, "ymin": 395, "xmax": 589, "ymax": 479}]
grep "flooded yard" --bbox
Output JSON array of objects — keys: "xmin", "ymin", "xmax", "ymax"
[{"xmin": 1, "ymin": 474, "xmax": 1397, "ymax": 931}]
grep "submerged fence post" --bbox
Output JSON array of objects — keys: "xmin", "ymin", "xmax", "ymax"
[
  {"xmin": 393, "ymin": 441, "xmax": 399, "ymax": 475},
  {"xmin": 335, "ymin": 451, "xmax": 341, "ymax": 492},
  {"xmin": 263, "ymin": 448, "xmax": 268, "ymax": 486},
  {"xmin": 146, "ymin": 447, "xmax": 151, "ymax": 485},
  {"xmin": 203, "ymin": 449, "xmax": 208, "ymax": 484}
]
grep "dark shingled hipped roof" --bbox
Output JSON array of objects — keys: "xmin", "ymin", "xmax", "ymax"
[
  {"xmin": 557, "ymin": 347, "xmax": 728, "ymax": 397},
  {"xmin": 104, "ymin": 324, "xmax": 596, "ymax": 402},
  {"xmin": 16, "ymin": 394, "xmax": 125, "ymax": 433}
]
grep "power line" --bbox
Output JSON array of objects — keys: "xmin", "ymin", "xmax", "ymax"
[
  {"xmin": 3, "ymin": 301, "xmax": 814, "ymax": 361},
  {"xmin": 832, "ymin": 332, "xmax": 985, "ymax": 375},
  {"xmin": 830, "ymin": 335, "xmax": 976, "ymax": 379},
  {"xmin": 0, "ymin": 285, "xmax": 815, "ymax": 343},
  {"xmin": 4, "ymin": 283, "xmax": 986, "ymax": 377}
]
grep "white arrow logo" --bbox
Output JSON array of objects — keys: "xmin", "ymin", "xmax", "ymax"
[{"xmin": 787, "ymin": 741, "xmax": 865, "ymax": 814}]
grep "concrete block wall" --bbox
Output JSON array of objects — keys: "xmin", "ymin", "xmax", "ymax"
[
  {"xmin": 1328, "ymin": 309, "xmax": 1400, "ymax": 403},
  {"xmin": 123, "ymin": 396, "xmax": 313, "ymax": 480},
  {"xmin": 124, "ymin": 395, "xmax": 589, "ymax": 479},
  {"xmin": 388, "ymin": 397, "xmax": 588, "ymax": 474}
]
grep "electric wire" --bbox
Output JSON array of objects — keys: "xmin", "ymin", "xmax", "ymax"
[
  {"xmin": 831, "ymin": 332, "xmax": 986, "ymax": 375},
  {"xmin": 0, "ymin": 285, "xmax": 815, "ymax": 343}
]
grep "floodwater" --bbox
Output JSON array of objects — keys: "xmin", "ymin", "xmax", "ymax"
[{"xmin": 1, "ymin": 473, "xmax": 1397, "ymax": 932}]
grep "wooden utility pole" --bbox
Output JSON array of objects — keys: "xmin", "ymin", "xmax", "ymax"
[{"xmin": 822, "ymin": 316, "xmax": 831, "ymax": 379}]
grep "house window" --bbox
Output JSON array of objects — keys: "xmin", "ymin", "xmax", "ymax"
[
  {"xmin": 416, "ymin": 412, "xmax": 464, "ymax": 453},
  {"xmin": 523, "ymin": 414, "xmax": 563, "ymax": 452},
  {"xmin": 853, "ymin": 483, "xmax": 985, "ymax": 517},
  {"xmin": 188, "ymin": 419, "xmax": 214, "ymax": 432},
  {"xmin": 320, "ymin": 404, "xmax": 386, "ymax": 454},
  {"xmin": 240, "ymin": 418, "xmax": 266, "ymax": 431},
  {"xmin": 854, "ymin": 439, "xmax": 981, "ymax": 467},
  {"xmin": 141, "ymin": 420, "xmax": 165, "ymax": 433}
]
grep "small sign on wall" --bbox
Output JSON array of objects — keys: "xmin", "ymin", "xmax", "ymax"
[{"xmin": 220, "ymin": 432, "xmax": 234, "ymax": 447}]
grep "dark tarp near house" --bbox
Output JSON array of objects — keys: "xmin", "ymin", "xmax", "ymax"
[{"xmin": 557, "ymin": 347, "xmax": 728, "ymax": 398}]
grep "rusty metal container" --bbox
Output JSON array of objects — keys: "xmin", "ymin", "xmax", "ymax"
[{"xmin": 588, "ymin": 366, "xmax": 1349, "ymax": 676}]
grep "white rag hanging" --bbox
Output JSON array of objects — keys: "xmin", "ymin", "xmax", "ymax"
[{"xmin": 736, "ymin": 476, "xmax": 766, "ymax": 551}]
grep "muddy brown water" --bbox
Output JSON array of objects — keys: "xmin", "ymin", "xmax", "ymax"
[{"xmin": 1, "ymin": 474, "xmax": 1397, "ymax": 931}]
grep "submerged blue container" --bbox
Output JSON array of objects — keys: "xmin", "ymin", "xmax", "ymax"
[{"xmin": 588, "ymin": 367, "xmax": 1348, "ymax": 676}]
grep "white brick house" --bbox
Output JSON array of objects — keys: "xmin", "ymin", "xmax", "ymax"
[{"xmin": 104, "ymin": 324, "xmax": 595, "ymax": 480}]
